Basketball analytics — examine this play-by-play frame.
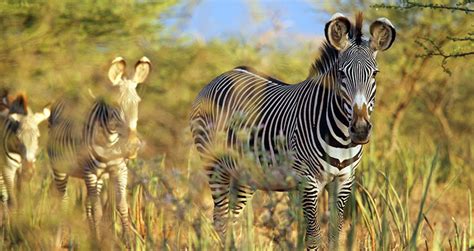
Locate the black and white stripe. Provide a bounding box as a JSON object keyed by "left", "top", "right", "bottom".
{"left": 0, "top": 94, "right": 50, "bottom": 218}
{"left": 190, "top": 13, "right": 396, "bottom": 250}
{"left": 47, "top": 57, "right": 151, "bottom": 247}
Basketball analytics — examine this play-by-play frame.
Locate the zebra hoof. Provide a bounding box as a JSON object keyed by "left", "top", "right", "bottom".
{"left": 55, "top": 226, "right": 72, "bottom": 249}
{"left": 122, "top": 230, "right": 133, "bottom": 249}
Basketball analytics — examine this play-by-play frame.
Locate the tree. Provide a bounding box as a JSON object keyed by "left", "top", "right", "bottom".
{"left": 372, "top": 1, "right": 474, "bottom": 74}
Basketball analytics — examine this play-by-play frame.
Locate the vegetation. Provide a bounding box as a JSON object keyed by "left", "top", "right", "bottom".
{"left": 0, "top": 0, "right": 472, "bottom": 250}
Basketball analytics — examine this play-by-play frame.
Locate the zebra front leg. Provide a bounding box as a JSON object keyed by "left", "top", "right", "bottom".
{"left": 112, "top": 163, "right": 132, "bottom": 248}
{"left": 301, "top": 178, "right": 323, "bottom": 251}
{"left": 52, "top": 170, "right": 70, "bottom": 248}
{"left": 2, "top": 167, "right": 17, "bottom": 209}
{"left": 328, "top": 174, "right": 354, "bottom": 250}
{"left": 206, "top": 162, "right": 232, "bottom": 244}
{"left": 0, "top": 174, "right": 8, "bottom": 226}
{"left": 53, "top": 170, "right": 70, "bottom": 211}
{"left": 84, "top": 171, "right": 103, "bottom": 243}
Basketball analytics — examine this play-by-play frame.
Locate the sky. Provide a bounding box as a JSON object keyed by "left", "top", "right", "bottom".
{"left": 175, "top": 0, "right": 330, "bottom": 44}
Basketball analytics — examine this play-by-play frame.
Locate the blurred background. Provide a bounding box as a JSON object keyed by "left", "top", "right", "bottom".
{"left": 0, "top": 0, "right": 472, "bottom": 250}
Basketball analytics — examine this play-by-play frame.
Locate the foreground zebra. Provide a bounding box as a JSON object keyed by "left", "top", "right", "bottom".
{"left": 190, "top": 13, "right": 396, "bottom": 249}
{"left": 0, "top": 93, "right": 50, "bottom": 221}
{"left": 47, "top": 57, "right": 151, "bottom": 246}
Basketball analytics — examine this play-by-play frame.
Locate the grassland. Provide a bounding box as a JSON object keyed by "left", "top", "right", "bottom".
{"left": 0, "top": 140, "right": 471, "bottom": 250}
{"left": 0, "top": 1, "right": 473, "bottom": 250}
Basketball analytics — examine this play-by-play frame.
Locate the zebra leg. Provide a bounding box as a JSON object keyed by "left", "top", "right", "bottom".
{"left": 2, "top": 167, "right": 17, "bottom": 209}
{"left": 328, "top": 175, "right": 354, "bottom": 250}
{"left": 0, "top": 174, "right": 8, "bottom": 226}
{"left": 53, "top": 170, "right": 70, "bottom": 210}
{"left": 300, "top": 178, "right": 323, "bottom": 251}
{"left": 112, "top": 163, "right": 132, "bottom": 248}
{"left": 230, "top": 182, "right": 255, "bottom": 221}
{"left": 84, "top": 171, "right": 103, "bottom": 242}
{"left": 52, "top": 170, "right": 70, "bottom": 247}
{"left": 206, "top": 161, "right": 232, "bottom": 242}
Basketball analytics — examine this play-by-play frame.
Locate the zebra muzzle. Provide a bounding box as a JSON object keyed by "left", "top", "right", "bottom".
{"left": 126, "top": 133, "right": 143, "bottom": 159}
{"left": 349, "top": 121, "right": 372, "bottom": 144}
{"left": 350, "top": 103, "right": 372, "bottom": 144}
{"left": 20, "top": 161, "right": 35, "bottom": 181}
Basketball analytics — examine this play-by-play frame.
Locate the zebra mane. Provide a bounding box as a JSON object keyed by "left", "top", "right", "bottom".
{"left": 354, "top": 12, "right": 363, "bottom": 45}
{"left": 308, "top": 42, "right": 339, "bottom": 78}
{"left": 86, "top": 99, "right": 122, "bottom": 136}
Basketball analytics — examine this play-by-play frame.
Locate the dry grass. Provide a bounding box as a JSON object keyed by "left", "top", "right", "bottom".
{"left": 0, "top": 144, "right": 471, "bottom": 250}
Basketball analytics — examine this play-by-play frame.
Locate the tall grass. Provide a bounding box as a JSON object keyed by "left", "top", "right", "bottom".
{"left": 0, "top": 145, "right": 471, "bottom": 250}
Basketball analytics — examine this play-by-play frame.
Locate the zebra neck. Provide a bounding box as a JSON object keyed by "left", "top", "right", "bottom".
{"left": 302, "top": 75, "right": 351, "bottom": 146}
{"left": 297, "top": 74, "right": 361, "bottom": 168}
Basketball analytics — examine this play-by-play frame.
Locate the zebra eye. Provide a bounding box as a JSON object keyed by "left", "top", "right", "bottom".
{"left": 338, "top": 70, "right": 347, "bottom": 79}
{"left": 372, "top": 70, "right": 379, "bottom": 78}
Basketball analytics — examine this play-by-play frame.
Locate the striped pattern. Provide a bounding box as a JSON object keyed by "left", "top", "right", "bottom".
{"left": 0, "top": 94, "right": 49, "bottom": 216}
{"left": 190, "top": 13, "right": 396, "bottom": 250}
{"left": 47, "top": 57, "right": 150, "bottom": 247}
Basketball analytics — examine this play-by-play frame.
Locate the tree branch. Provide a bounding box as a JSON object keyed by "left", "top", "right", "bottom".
{"left": 372, "top": 1, "right": 474, "bottom": 13}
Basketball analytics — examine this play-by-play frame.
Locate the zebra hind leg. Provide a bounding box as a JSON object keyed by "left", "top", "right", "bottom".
{"left": 230, "top": 182, "right": 255, "bottom": 222}
{"left": 206, "top": 158, "right": 232, "bottom": 245}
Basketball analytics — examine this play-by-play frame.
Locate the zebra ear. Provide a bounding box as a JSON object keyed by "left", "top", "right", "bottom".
{"left": 10, "top": 94, "right": 28, "bottom": 115}
{"left": 133, "top": 56, "right": 151, "bottom": 84}
{"left": 108, "top": 57, "right": 126, "bottom": 85}
{"left": 370, "top": 18, "right": 396, "bottom": 51}
{"left": 34, "top": 107, "right": 51, "bottom": 124}
{"left": 325, "top": 13, "right": 351, "bottom": 51}
{"left": 0, "top": 89, "right": 10, "bottom": 118}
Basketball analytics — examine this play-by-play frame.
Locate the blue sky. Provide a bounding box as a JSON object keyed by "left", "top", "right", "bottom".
{"left": 178, "top": 0, "right": 330, "bottom": 42}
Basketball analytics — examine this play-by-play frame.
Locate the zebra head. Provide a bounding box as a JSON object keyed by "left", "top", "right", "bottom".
{"left": 325, "top": 13, "right": 396, "bottom": 144}
{"left": 107, "top": 56, "right": 151, "bottom": 158}
{"left": 6, "top": 95, "right": 50, "bottom": 179}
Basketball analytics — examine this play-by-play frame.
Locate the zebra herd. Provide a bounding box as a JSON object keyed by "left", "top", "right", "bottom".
{"left": 0, "top": 13, "right": 395, "bottom": 250}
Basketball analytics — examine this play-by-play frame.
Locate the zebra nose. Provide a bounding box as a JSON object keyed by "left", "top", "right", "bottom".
{"left": 349, "top": 120, "right": 372, "bottom": 144}
{"left": 350, "top": 121, "right": 371, "bottom": 133}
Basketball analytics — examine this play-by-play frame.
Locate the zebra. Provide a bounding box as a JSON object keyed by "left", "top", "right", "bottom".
{"left": 190, "top": 13, "right": 396, "bottom": 250}
{"left": 0, "top": 89, "right": 12, "bottom": 117}
{"left": 0, "top": 93, "right": 50, "bottom": 221}
{"left": 47, "top": 56, "right": 151, "bottom": 246}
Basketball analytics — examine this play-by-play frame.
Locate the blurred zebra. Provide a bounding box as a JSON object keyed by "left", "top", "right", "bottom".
{"left": 0, "top": 89, "right": 12, "bottom": 117}
{"left": 190, "top": 13, "right": 396, "bottom": 250}
{"left": 0, "top": 93, "right": 50, "bottom": 219}
{"left": 47, "top": 57, "right": 151, "bottom": 246}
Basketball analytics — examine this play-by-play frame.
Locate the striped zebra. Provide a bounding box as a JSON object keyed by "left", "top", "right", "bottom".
{"left": 0, "top": 94, "right": 50, "bottom": 220}
{"left": 190, "top": 13, "right": 396, "bottom": 249}
{"left": 47, "top": 57, "right": 151, "bottom": 246}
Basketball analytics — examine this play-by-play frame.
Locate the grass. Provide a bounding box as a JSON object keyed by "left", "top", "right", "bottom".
{"left": 0, "top": 144, "right": 472, "bottom": 250}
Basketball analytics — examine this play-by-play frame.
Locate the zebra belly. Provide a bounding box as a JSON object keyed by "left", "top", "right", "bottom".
{"left": 50, "top": 156, "right": 85, "bottom": 178}
{"left": 50, "top": 154, "right": 124, "bottom": 179}
{"left": 241, "top": 168, "right": 300, "bottom": 192}
{"left": 229, "top": 147, "right": 301, "bottom": 191}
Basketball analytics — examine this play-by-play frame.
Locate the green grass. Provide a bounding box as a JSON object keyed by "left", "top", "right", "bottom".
{"left": 0, "top": 145, "right": 472, "bottom": 250}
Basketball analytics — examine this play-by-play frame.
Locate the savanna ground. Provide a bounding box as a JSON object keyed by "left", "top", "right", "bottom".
{"left": 0, "top": 1, "right": 473, "bottom": 250}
